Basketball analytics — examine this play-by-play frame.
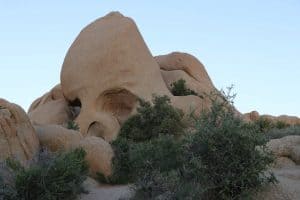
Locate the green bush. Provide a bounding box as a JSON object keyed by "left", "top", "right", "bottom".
{"left": 0, "top": 148, "right": 88, "bottom": 200}
{"left": 265, "top": 125, "right": 300, "bottom": 140}
{"left": 253, "top": 117, "right": 290, "bottom": 133}
{"left": 107, "top": 95, "right": 185, "bottom": 184}
{"left": 0, "top": 176, "right": 17, "bottom": 200}
{"left": 182, "top": 89, "right": 276, "bottom": 199}
{"left": 108, "top": 135, "right": 183, "bottom": 185}
{"left": 119, "top": 95, "right": 185, "bottom": 142}
{"left": 254, "top": 117, "right": 274, "bottom": 133}
{"left": 109, "top": 90, "right": 276, "bottom": 199}
{"left": 170, "top": 79, "right": 200, "bottom": 97}
{"left": 67, "top": 120, "right": 79, "bottom": 131}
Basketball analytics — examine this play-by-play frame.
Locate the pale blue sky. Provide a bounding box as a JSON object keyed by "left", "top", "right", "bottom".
{"left": 0, "top": 0, "right": 299, "bottom": 116}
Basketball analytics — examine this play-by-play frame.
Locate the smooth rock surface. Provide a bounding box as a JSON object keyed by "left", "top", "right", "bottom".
{"left": 0, "top": 98, "right": 39, "bottom": 166}
{"left": 35, "top": 124, "right": 113, "bottom": 177}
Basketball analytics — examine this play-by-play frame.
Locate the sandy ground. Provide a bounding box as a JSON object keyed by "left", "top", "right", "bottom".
{"left": 80, "top": 166, "right": 300, "bottom": 200}
{"left": 255, "top": 166, "right": 300, "bottom": 200}
{"left": 79, "top": 178, "right": 132, "bottom": 200}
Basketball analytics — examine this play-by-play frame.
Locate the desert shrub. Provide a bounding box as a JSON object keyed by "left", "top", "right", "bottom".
{"left": 108, "top": 135, "right": 183, "bottom": 185}
{"left": 109, "top": 90, "right": 276, "bottom": 199}
{"left": 181, "top": 89, "right": 276, "bottom": 199}
{"left": 67, "top": 120, "right": 79, "bottom": 130}
{"left": 253, "top": 117, "right": 290, "bottom": 133}
{"left": 119, "top": 95, "right": 185, "bottom": 142}
{"left": 0, "top": 176, "right": 17, "bottom": 200}
{"left": 106, "top": 96, "right": 185, "bottom": 184}
{"left": 170, "top": 79, "right": 200, "bottom": 97}
{"left": 274, "top": 121, "right": 290, "bottom": 129}
{"left": 254, "top": 117, "right": 274, "bottom": 133}
{"left": 265, "top": 125, "right": 300, "bottom": 140}
{"left": 0, "top": 148, "right": 88, "bottom": 200}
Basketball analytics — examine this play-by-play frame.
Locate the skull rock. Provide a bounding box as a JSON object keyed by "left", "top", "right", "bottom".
{"left": 61, "top": 12, "right": 173, "bottom": 141}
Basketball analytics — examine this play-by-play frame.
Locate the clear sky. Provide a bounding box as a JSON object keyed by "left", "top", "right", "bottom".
{"left": 0, "top": 0, "right": 299, "bottom": 116}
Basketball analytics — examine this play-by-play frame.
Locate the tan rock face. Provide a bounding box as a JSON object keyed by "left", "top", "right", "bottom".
{"left": 60, "top": 12, "right": 217, "bottom": 141}
{"left": 256, "top": 137, "right": 300, "bottom": 199}
{"left": 243, "top": 111, "right": 260, "bottom": 122}
{"left": 34, "top": 124, "right": 83, "bottom": 151}
{"left": 0, "top": 98, "right": 39, "bottom": 166}
{"left": 28, "top": 85, "right": 73, "bottom": 126}
{"left": 35, "top": 124, "right": 113, "bottom": 177}
{"left": 77, "top": 136, "right": 114, "bottom": 177}
{"left": 155, "top": 52, "right": 214, "bottom": 91}
{"left": 29, "top": 99, "right": 72, "bottom": 126}
{"left": 264, "top": 115, "right": 300, "bottom": 125}
{"left": 267, "top": 136, "right": 300, "bottom": 166}
{"left": 28, "top": 84, "right": 64, "bottom": 113}
{"left": 156, "top": 52, "right": 219, "bottom": 115}
{"left": 243, "top": 110, "right": 300, "bottom": 125}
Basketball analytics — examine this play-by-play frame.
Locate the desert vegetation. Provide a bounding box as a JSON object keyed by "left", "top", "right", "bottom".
{"left": 250, "top": 116, "right": 300, "bottom": 140}
{"left": 0, "top": 148, "right": 88, "bottom": 200}
{"left": 101, "top": 87, "right": 277, "bottom": 199}
{"left": 170, "top": 79, "right": 202, "bottom": 97}
{"left": 67, "top": 120, "right": 80, "bottom": 131}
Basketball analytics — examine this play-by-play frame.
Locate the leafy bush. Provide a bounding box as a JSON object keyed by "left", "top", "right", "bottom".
{"left": 0, "top": 148, "right": 88, "bottom": 200}
{"left": 254, "top": 117, "right": 274, "bottom": 133}
{"left": 274, "top": 121, "right": 290, "bottom": 129}
{"left": 109, "top": 90, "right": 276, "bottom": 199}
{"left": 0, "top": 176, "right": 17, "bottom": 200}
{"left": 265, "top": 125, "right": 300, "bottom": 140}
{"left": 182, "top": 89, "right": 276, "bottom": 199}
{"left": 67, "top": 120, "right": 80, "bottom": 131}
{"left": 119, "top": 95, "right": 185, "bottom": 142}
{"left": 253, "top": 117, "right": 290, "bottom": 133}
{"left": 170, "top": 79, "right": 200, "bottom": 97}
{"left": 107, "top": 96, "right": 185, "bottom": 184}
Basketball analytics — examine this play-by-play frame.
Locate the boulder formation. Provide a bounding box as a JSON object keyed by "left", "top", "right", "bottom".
{"left": 60, "top": 12, "right": 213, "bottom": 141}
{"left": 257, "top": 136, "right": 300, "bottom": 199}
{"left": 244, "top": 110, "right": 300, "bottom": 125}
{"left": 267, "top": 135, "right": 300, "bottom": 167}
{"left": 0, "top": 98, "right": 39, "bottom": 166}
{"left": 35, "top": 124, "right": 114, "bottom": 177}
{"left": 28, "top": 84, "right": 73, "bottom": 126}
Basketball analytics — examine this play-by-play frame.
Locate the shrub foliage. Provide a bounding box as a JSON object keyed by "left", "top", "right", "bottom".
{"left": 107, "top": 89, "right": 276, "bottom": 199}
{"left": 67, "top": 120, "right": 80, "bottom": 131}
{"left": 119, "top": 95, "right": 185, "bottom": 142}
{"left": 170, "top": 79, "right": 200, "bottom": 97}
{"left": 265, "top": 125, "right": 300, "bottom": 140}
{"left": 107, "top": 95, "right": 185, "bottom": 184}
{"left": 0, "top": 148, "right": 88, "bottom": 200}
{"left": 182, "top": 89, "right": 276, "bottom": 199}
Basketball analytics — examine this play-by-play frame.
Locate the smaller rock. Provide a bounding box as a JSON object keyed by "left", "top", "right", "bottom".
{"left": 77, "top": 136, "right": 114, "bottom": 177}
{"left": 34, "top": 124, "right": 83, "bottom": 151}
{"left": 28, "top": 84, "right": 64, "bottom": 112}
{"left": 0, "top": 98, "right": 39, "bottom": 167}
{"left": 35, "top": 124, "right": 113, "bottom": 177}
{"left": 267, "top": 135, "right": 300, "bottom": 166}
{"left": 29, "top": 99, "right": 72, "bottom": 126}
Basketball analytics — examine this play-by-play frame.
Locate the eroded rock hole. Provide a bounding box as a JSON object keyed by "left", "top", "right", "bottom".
{"left": 100, "top": 89, "right": 137, "bottom": 124}
{"left": 68, "top": 98, "right": 81, "bottom": 120}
